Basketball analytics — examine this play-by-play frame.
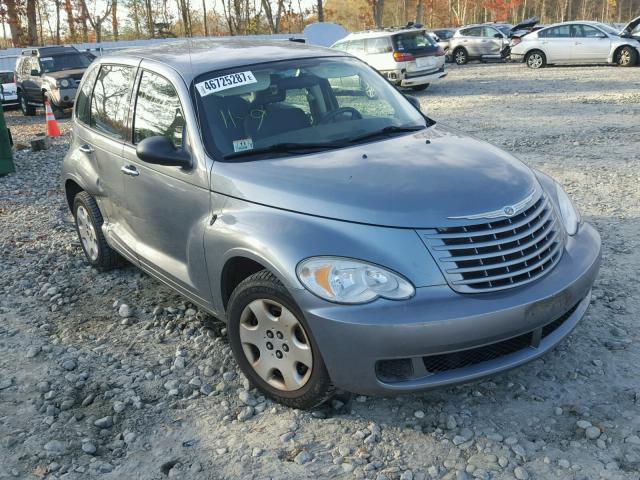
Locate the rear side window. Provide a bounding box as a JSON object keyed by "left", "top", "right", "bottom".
{"left": 346, "top": 40, "right": 365, "bottom": 54}
{"left": 90, "top": 64, "right": 136, "bottom": 140}
{"left": 366, "top": 37, "right": 392, "bottom": 54}
{"left": 540, "top": 25, "right": 571, "bottom": 38}
{"left": 75, "top": 66, "right": 99, "bottom": 126}
{"left": 462, "top": 27, "right": 483, "bottom": 36}
{"left": 0, "top": 72, "right": 13, "bottom": 83}
{"left": 133, "top": 71, "right": 185, "bottom": 148}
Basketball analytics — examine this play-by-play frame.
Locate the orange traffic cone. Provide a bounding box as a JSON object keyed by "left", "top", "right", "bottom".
{"left": 45, "top": 101, "right": 61, "bottom": 138}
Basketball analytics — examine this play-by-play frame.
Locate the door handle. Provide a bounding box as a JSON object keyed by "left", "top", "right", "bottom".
{"left": 79, "top": 144, "right": 94, "bottom": 154}
{"left": 121, "top": 165, "right": 140, "bottom": 177}
{"left": 575, "top": 42, "right": 582, "bottom": 45}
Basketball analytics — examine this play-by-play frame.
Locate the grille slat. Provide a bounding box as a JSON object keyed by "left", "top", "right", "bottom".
{"left": 423, "top": 192, "right": 565, "bottom": 293}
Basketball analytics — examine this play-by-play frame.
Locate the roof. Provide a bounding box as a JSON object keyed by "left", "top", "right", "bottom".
{"left": 111, "top": 38, "right": 347, "bottom": 82}
{"left": 338, "top": 28, "right": 427, "bottom": 40}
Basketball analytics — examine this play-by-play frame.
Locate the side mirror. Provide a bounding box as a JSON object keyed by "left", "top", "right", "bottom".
{"left": 405, "top": 95, "right": 421, "bottom": 111}
{"left": 136, "top": 136, "right": 191, "bottom": 168}
{"left": 494, "top": 33, "right": 503, "bottom": 39}
{"left": 30, "top": 69, "right": 41, "bottom": 76}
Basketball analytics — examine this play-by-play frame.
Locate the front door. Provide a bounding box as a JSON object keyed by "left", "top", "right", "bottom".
{"left": 121, "top": 67, "right": 214, "bottom": 309}
{"left": 571, "top": 24, "right": 612, "bottom": 63}
{"left": 481, "top": 26, "right": 506, "bottom": 57}
{"left": 539, "top": 25, "right": 574, "bottom": 63}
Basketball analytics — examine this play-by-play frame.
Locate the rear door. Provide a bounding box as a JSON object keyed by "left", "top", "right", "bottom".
{"left": 538, "top": 25, "right": 573, "bottom": 63}
{"left": 120, "top": 66, "right": 214, "bottom": 309}
{"left": 85, "top": 62, "right": 139, "bottom": 261}
{"left": 571, "top": 24, "right": 611, "bottom": 63}
{"left": 460, "top": 27, "right": 484, "bottom": 56}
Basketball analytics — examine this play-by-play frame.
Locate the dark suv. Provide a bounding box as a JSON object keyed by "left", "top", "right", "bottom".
{"left": 15, "top": 46, "right": 92, "bottom": 116}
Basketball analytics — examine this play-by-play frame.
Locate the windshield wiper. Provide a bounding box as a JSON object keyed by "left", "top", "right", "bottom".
{"left": 222, "top": 141, "right": 345, "bottom": 160}
{"left": 347, "top": 125, "right": 426, "bottom": 144}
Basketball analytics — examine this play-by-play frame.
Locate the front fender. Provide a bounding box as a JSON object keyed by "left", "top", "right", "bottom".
{"left": 204, "top": 196, "right": 446, "bottom": 315}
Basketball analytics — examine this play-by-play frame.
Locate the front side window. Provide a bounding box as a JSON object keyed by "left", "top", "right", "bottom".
{"left": 75, "top": 65, "right": 99, "bottom": 125}
{"left": 482, "top": 26, "right": 501, "bottom": 38}
{"left": 464, "top": 27, "right": 483, "bottom": 37}
{"left": 194, "top": 57, "right": 427, "bottom": 160}
{"left": 90, "top": 64, "right": 136, "bottom": 140}
{"left": 573, "top": 25, "right": 605, "bottom": 37}
{"left": 133, "top": 71, "right": 185, "bottom": 147}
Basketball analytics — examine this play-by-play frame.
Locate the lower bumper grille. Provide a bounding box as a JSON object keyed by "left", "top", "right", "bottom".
{"left": 376, "top": 301, "right": 580, "bottom": 383}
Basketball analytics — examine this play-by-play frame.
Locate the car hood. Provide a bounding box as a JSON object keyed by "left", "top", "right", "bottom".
{"left": 44, "top": 68, "right": 86, "bottom": 80}
{"left": 210, "top": 125, "right": 540, "bottom": 228}
{"left": 620, "top": 15, "right": 640, "bottom": 36}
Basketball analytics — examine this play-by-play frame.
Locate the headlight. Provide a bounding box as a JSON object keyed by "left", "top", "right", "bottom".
{"left": 296, "top": 257, "right": 415, "bottom": 304}
{"left": 59, "top": 79, "right": 70, "bottom": 88}
{"left": 555, "top": 182, "right": 581, "bottom": 235}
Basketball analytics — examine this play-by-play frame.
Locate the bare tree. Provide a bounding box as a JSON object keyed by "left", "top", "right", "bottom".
{"left": 26, "top": 0, "right": 38, "bottom": 45}
{"left": 79, "top": 0, "right": 113, "bottom": 42}
{"left": 316, "top": 0, "right": 323, "bottom": 21}
{"left": 372, "top": 0, "right": 384, "bottom": 27}
{"left": 262, "top": 0, "right": 285, "bottom": 33}
{"left": 112, "top": 0, "right": 119, "bottom": 40}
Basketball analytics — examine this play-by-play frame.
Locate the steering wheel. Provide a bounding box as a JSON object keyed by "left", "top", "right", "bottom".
{"left": 319, "top": 107, "right": 362, "bottom": 124}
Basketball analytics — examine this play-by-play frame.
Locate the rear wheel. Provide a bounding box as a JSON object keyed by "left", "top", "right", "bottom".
{"left": 411, "top": 84, "right": 430, "bottom": 91}
{"left": 615, "top": 46, "right": 637, "bottom": 67}
{"left": 19, "top": 91, "right": 36, "bottom": 116}
{"left": 525, "top": 50, "right": 546, "bottom": 69}
{"left": 454, "top": 48, "right": 468, "bottom": 65}
{"left": 227, "top": 270, "right": 334, "bottom": 409}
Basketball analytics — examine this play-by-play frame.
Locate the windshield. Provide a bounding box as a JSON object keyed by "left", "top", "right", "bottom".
{"left": 194, "top": 57, "right": 427, "bottom": 160}
{"left": 0, "top": 72, "right": 13, "bottom": 83}
{"left": 39, "top": 54, "right": 92, "bottom": 73}
{"left": 596, "top": 23, "right": 620, "bottom": 35}
{"left": 393, "top": 31, "right": 438, "bottom": 51}
{"left": 495, "top": 25, "right": 513, "bottom": 35}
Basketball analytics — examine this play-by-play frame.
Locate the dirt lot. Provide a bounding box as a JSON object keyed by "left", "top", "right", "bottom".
{"left": 1, "top": 63, "right": 639, "bottom": 480}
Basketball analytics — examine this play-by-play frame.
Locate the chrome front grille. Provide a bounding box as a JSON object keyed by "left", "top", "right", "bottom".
{"left": 422, "top": 193, "right": 564, "bottom": 293}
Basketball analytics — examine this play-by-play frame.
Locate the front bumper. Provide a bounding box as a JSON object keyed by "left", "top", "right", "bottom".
{"left": 2, "top": 95, "right": 18, "bottom": 105}
{"left": 47, "top": 88, "right": 77, "bottom": 108}
{"left": 293, "top": 222, "right": 601, "bottom": 395}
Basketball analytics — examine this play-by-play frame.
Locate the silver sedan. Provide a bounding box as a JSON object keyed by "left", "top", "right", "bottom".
{"left": 511, "top": 21, "right": 640, "bottom": 68}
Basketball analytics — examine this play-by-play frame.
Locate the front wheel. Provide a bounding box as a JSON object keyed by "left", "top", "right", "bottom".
{"left": 615, "top": 46, "right": 637, "bottom": 67}
{"left": 525, "top": 50, "right": 546, "bottom": 69}
{"left": 227, "top": 270, "right": 334, "bottom": 409}
{"left": 19, "top": 92, "right": 36, "bottom": 116}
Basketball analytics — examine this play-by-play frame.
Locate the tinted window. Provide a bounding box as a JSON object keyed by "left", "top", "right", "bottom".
{"left": 39, "top": 54, "right": 92, "bottom": 73}
{"left": 394, "top": 31, "right": 437, "bottom": 50}
{"left": 0, "top": 72, "right": 13, "bottom": 83}
{"left": 90, "top": 65, "right": 136, "bottom": 140}
{"left": 573, "top": 25, "right": 604, "bottom": 37}
{"left": 541, "top": 25, "right": 571, "bottom": 38}
{"left": 463, "top": 27, "right": 483, "bottom": 36}
{"left": 133, "top": 71, "right": 185, "bottom": 147}
{"left": 434, "top": 29, "right": 454, "bottom": 39}
{"left": 75, "top": 66, "right": 99, "bottom": 125}
{"left": 366, "top": 37, "right": 392, "bottom": 54}
{"left": 482, "top": 26, "right": 501, "bottom": 37}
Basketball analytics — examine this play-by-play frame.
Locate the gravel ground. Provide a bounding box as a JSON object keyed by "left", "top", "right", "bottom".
{"left": 1, "top": 63, "right": 639, "bottom": 480}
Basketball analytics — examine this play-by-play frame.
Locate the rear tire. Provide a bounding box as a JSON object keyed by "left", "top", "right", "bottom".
{"left": 453, "top": 48, "right": 468, "bottom": 65}
{"left": 615, "top": 46, "right": 637, "bottom": 67}
{"left": 227, "top": 270, "right": 334, "bottom": 409}
{"left": 525, "top": 50, "right": 546, "bottom": 69}
{"left": 411, "top": 84, "right": 429, "bottom": 91}
{"left": 19, "top": 91, "right": 36, "bottom": 116}
{"left": 73, "top": 191, "right": 122, "bottom": 271}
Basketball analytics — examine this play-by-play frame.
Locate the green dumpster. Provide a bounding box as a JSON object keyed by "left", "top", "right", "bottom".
{"left": 0, "top": 85, "right": 15, "bottom": 175}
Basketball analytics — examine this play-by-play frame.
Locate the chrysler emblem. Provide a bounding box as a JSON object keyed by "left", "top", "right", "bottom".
{"left": 503, "top": 206, "right": 516, "bottom": 216}
{"left": 448, "top": 188, "right": 538, "bottom": 220}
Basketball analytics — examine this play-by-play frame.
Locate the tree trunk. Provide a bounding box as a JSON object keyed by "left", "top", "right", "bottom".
{"left": 373, "top": 0, "right": 384, "bottom": 28}
{"left": 112, "top": 0, "right": 119, "bottom": 40}
{"left": 54, "top": 0, "right": 61, "bottom": 43}
{"left": 415, "top": 0, "right": 423, "bottom": 24}
{"left": 202, "top": 0, "right": 209, "bottom": 36}
{"left": 26, "top": 0, "right": 38, "bottom": 45}
{"left": 144, "top": 0, "right": 154, "bottom": 37}
{"left": 316, "top": 0, "right": 324, "bottom": 22}
{"left": 64, "top": 0, "right": 76, "bottom": 41}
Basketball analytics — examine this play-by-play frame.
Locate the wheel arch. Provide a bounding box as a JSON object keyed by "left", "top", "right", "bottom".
{"left": 64, "top": 179, "right": 84, "bottom": 211}
{"left": 220, "top": 255, "right": 270, "bottom": 311}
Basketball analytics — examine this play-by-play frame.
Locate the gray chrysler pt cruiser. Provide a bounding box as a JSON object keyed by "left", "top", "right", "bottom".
{"left": 62, "top": 39, "right": 601, "bottom": 408}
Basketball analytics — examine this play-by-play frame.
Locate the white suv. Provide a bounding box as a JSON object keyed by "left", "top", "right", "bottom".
{"left": 332, "top": 28, "right": 447, "bottom": 91}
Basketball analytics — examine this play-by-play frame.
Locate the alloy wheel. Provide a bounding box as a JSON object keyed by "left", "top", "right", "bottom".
{"left": 238, "top": 299, "right": 313, "bottom": 391}
{"left": 455, "top": 50, "right": 466, "bottom": 65}
{"left": 76, "top": 205, "right": 99, "bottom": 261}
{"left": 618, "top": 49, "right": 631, "bottom": 66}
{"left": 527, "top": 53, "right": 543, "bottom": 68}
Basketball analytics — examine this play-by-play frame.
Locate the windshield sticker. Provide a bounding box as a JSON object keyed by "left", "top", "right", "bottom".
{"left": 40, "top": 57, "right": 53, "bottom": 62}
{"left": 233, "top": 138, "right": 254, "bottom": 153}
{"left": 196, "top": 71, "right": 257, "bottom": 97}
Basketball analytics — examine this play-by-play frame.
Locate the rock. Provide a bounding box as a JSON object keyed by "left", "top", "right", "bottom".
{"left": 62, "top": 359, "right": 77, "bottom": 371}
{"left": 239, "top": 390, "right": 257, "bottom": 406}
{"left": 44, "top": 440, "right": 65, "bottom": 454}
{"left": 94, "top": 416, "right": 114, "bottom": 429}
{"left": 281, "top": 432, "right": 295, "bottom": 443}
{"left": 585, "top": 426, "right": 601, "bottom": 439}
{"left": 554, "top": 407, "right": 563, "bottom": 416}
{"left": 118, "top": 304, "right": 132, "bottom": 318}
{"left": 294, "top": 450, "right": 313, "bottom": 465}
{"left": 400, "top": 470, "right": 414, "bottom": 480}
{"left": 446, "top": 415, "right": 458, "bottom": 430}
{"left": 113, "top": 401, "right": 126, "bottom": 413}
{"left": 414, "top": 410, "right": 425, "bottom": 419}
{"left": 625, "top": 435, "right": 640, "bottom": 445}
{"left": 124, "top": 432, "right": 137, "bottom": 444}
{"left": 576, "top": 420, "right": 592, "bottom": 429}
{"left": 236, "top": 406, "right": 254, "bottom": 421}
{"left": 26, "top": 346, "right": 41, "bottom": 358}
{"left": 82, "top": 442, "right": 97, "bottom": 455}
{"left": 558, "top": 459, "right": 570, "bottom": 468}
{"left": 514, "top": 466, "right": 529, "bottom": 480}
{"left": 0, "top": 378, "right": 13, "bottom": 390}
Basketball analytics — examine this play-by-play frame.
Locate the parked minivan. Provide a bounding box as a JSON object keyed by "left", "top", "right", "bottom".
{"left": 331, "top": 28, "right": 447, "bottom": 91}
{"left": 63, "top": 39, "right": 601, "bottom": 408}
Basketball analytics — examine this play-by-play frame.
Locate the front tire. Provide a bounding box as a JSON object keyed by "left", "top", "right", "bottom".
{"left": 615, "top": 46, "right": 637, "bottom": 67}
{"left": 227, "top": 270, "right": 334, "bottom": 409}
{"left": 525, "top": 50, "right": 546, "bottom": 69}
{"left": 19, "top": 92, "right": 36, "bottom": 116}
{"left": 454, "top": 48, "right": 468, "bottom": 65}
{"left": 73, "top": 191, "right": 122, "bottom": 271}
